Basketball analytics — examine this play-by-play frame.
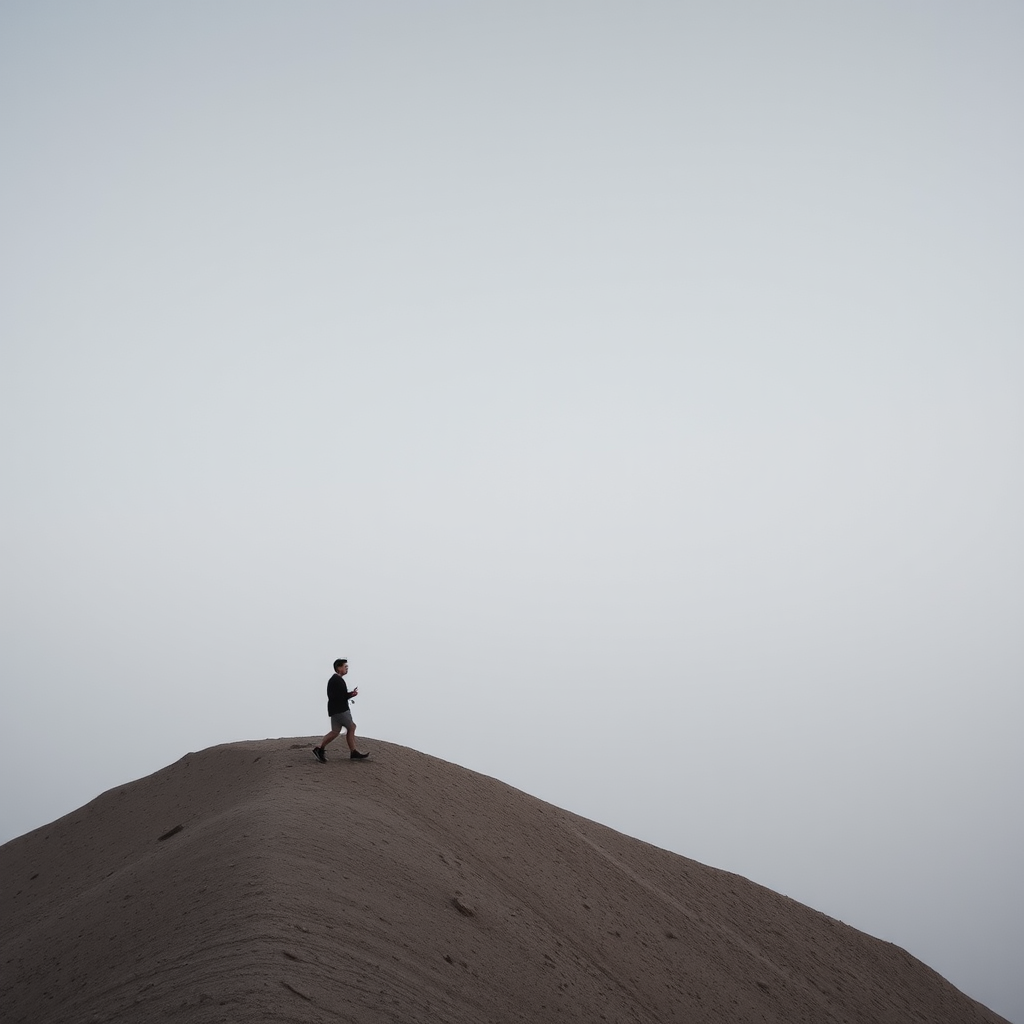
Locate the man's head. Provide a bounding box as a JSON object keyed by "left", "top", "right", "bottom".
{"left": 334, "top": 659, "right": 348, "bottom": 675}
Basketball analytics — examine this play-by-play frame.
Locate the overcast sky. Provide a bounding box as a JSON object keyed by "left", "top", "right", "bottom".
{"left": 2, "top": 2, "right": 1021, "bottom": 1020}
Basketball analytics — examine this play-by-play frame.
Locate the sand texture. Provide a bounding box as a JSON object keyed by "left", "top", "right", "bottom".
{"left": 1, "top": 738, "right": 1010, "bottom": 1024}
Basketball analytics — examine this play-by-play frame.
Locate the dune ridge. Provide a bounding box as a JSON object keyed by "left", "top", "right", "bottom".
{"left": 1, "top": 738, "right": 1009, "bottom": 1024}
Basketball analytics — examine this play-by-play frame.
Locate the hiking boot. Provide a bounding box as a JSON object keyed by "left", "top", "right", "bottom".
{"left": 312, "top": 746, "right": 326, "bottom": 763}
{"left": 350, "top": 750, "right": 369, "bottom": 760}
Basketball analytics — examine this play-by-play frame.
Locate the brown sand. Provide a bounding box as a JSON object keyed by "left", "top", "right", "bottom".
{"left": 1, "top": 738, "right": 1010, "bottom": 1024}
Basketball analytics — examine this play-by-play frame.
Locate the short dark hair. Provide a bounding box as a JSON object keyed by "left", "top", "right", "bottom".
{"left": 334, "top": 658, "right": 347, "bottom": 670}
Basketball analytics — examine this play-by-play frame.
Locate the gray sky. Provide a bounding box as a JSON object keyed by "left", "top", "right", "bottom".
{"left": 2, "top": 2, "right": 1021, "bottom": 1019}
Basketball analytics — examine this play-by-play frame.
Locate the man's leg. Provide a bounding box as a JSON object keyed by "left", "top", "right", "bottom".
{"left": 344, "top": 723, "right": 357, "bottom": 752}
{"left": 313, "top": 725, "right": 339, "bottom": 763}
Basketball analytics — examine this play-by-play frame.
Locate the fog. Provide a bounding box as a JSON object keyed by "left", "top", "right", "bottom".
{"left": 1, "top": 3, "right": 1021, "bottom": 1020}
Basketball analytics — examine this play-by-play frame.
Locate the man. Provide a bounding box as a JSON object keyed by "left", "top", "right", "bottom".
{"left": 313, "top": 659, "right": 369, "bottom": 762}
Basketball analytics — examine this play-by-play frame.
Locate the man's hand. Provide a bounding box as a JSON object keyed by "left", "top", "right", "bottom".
{"left": 350, "top": 687, "right": 359, "bottom": 699}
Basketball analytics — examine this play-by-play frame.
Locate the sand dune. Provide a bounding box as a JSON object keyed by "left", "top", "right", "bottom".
{"left": 1, "top": 738, "right": 1009, "bottom": 1024}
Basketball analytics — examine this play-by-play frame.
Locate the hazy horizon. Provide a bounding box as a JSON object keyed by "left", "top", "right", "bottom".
{"left": 2, "top": 3, "right": 1021, "bottom": 1021}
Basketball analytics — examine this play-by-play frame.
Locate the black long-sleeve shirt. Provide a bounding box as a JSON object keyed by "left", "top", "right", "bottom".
{"left": 326, "top": 673, "right": 352, "bottom": 716}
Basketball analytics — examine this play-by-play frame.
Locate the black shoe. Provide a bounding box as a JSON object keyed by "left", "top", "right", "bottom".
{"left": 313, "top": 747, "right": 326, "bottom": 763}
{"left": 350, "top": 750, "right": 369, "bottom": 760}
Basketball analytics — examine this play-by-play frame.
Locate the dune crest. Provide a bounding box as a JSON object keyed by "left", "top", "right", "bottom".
{"left": 1, "top": 739, "right": 1009, "bottom": 1024}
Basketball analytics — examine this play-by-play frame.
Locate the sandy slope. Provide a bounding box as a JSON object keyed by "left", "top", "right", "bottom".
{"left": 1, "top": 738, "right": 1010, "bottom": 1024}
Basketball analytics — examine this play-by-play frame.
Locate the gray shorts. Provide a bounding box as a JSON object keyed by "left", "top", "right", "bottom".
{"left": 331, "top": 711, "right": 354, "bottom": 731}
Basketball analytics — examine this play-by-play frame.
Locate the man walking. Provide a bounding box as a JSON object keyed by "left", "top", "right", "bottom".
{"left": 313, "top": 659, "right": 369, "bottom": 762}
